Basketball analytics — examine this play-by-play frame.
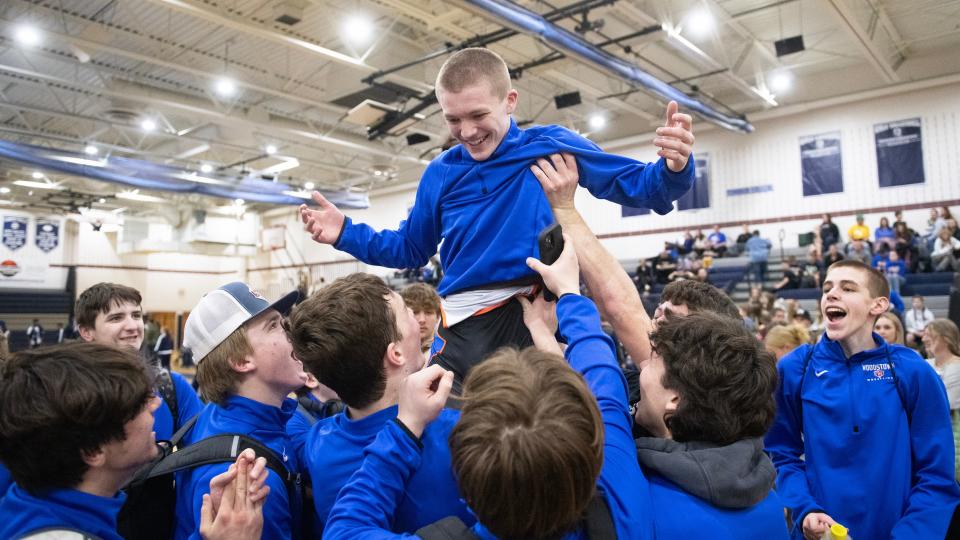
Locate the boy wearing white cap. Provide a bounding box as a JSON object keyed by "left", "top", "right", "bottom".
{"left": 175, "top": 282, "right": 309, "bottom": 540}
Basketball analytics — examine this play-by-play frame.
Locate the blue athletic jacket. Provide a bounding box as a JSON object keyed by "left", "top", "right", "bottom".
{"left": 765, "top": 335, "right": 960, "bottom": 539}
{"left": 335, "top": 120, "right": 694, "bottom": 296}
{"left": 298, "top": 405, "right": 471, "bottom": 532}
{"left": 173, "top": 395, "right": 302, "bottom": 540}
{"left": 0, "top": 484, "right": 125, "bottom": 540}
{"left": 154, "top": 371, "right": 204, "bottom": 441}
{"left": 323, "top": 295, "right": 653, "bottom": 540}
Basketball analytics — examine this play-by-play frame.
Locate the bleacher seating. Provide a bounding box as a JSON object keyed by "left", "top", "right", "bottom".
{"left": 0, "top": 290, "right": 72, "bottom": 352}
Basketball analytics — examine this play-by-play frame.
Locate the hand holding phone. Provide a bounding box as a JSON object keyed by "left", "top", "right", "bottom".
{"left": 537, "top": 223, "right": 564, "bottom": 301}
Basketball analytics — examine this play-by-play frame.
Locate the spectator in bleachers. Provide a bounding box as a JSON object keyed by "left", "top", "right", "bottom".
{"left": 0, "top": 320, "right": 8, "bottom": 359}
{"left": 679, "top": 230, "right": 694, "bottom": 255}
{"left": 905, "top": 295, "right": 936, "bottom": 348}
{"left": 668, "top": 253, "right": 701, "bottom": 282}
{"left": 923, "top": 208, "right": 946, "bottom": 253}
{"left": 693, "top": 229, "right": 708, "bottom": 257}
{"left": 733, "top": 224, "right": 751, "bottom": 256}
{"left": 746, "top": 230, "right": 771, "bottom": 287}
{"left": 877, "top": 258, "right": 906, "bottom": 295}
{"left": 923, "top": 319, "right": 960, "bottom": 407}
{"left": 818, "top": 214, "right": 840, "bottom": 252}
{"left": 893, "top": 209, "right": 907, "bottom": 231}
{"left": 706, "top": 225, "right": 727, "bottom": 257}
{"left": 765, "top": 324, "right": 812, "bottom": 361}
{"left": 653, "top": 244, "right": 678, "bottom": 284}
{"left": 845, "top": 240, "right": 871, "bottom": 265}
{"left": 875, "top": 216, "right": 896, "bottom": 251}
{"left": 847, "top": 214, "right": 870, "bottom": 244}
{"left": 25, "top": 319, "right": 42, "bottom": 349}
{"left": 772, "top": 257, "right": 801, "bottom": 293}
{"left": 794, "top": 308, "right": 814, "bottom": 331}
{"left": 948, "top": 218, "right": 960, "bottom": 242}
{"left": 875, "top": 312, "right": 905, "bottom": 345}
{"left": 931, "top": 226, "right": 960, "bottom": 272}
{"left": 823, "top": 243, "right": 844, "bottom": 269}
{"left": 800, "top": 251, "right": 822, "bottom": 288}
{"left": 893, "top": 221, "right": 921, "bottom": 272}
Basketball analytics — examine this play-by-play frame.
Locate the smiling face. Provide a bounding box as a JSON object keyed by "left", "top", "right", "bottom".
{"left": 821, "top": 266, "right": 888, "bottom": 346}
{"left": 244, "top": 309, "right": 308, "bottom": 395}
{"left": 874, "top": 315, "right": 899, "bottom": 344}
{"left": 437, "top": 80, "right": 518, "bottom": 162}
{"left": 79, "top": 300, "right": 144, "bottom": 351}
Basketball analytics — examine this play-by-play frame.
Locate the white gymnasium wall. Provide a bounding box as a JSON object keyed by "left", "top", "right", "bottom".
{"left": 0, "top": 209, "right": 68, "bottom": 290}
{"left": 583, "top": 80, "right": 960, "bottom": 260}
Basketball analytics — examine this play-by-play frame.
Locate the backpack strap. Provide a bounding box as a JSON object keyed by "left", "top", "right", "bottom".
{"left": 583, "top": 493, "right": 617, "bottom": 539}
{"left": 156, "top": 369, "right": 179, "bottom": 430}
{"left": 296, "top": 403, "right": 318, "bottom": 426}
{"left": 19, "top": 528, "right": 101, "bottom": 540}
{"left": 415, "top": 516, "right": 480, "bottom": 540}
{"left": 144, "top": 432, "right": 300, "bottom": 495}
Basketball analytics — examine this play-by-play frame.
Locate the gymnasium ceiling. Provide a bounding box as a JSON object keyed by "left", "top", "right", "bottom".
{"left": 1, "top": 0, "right": 959, "bottom": 221}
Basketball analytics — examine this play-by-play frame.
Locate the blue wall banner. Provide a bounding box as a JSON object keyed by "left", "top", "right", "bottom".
{"left": 36, "top": 219, "right": 59, "bottom": 253}
{"left": 2, "top": 216, "right": 27, "bottom": 251}
{"left": 800, "top": 132, "right": 843, "bottom": 196}
{"left": 875, "top": 118, "right": 925, "bottom": 187}
{"left": 621, "top": 205, "right": 651, "bottom": 217}
{"left": 678, "top": 154, "right": 710, "bottom": 211}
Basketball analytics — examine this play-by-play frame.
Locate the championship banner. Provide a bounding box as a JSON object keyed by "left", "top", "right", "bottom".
{"left": 875, "top": 118, "right": 925, "bottom": 187}
{"left": 800, "top": 132, "right": 843, "bottom": 196}
{"left": 36, "top": 219, "right": 59, "bottom": 253}
{"left": 678, "top": 154, "right": 710, "bottom": 211}
{"left": 2, "top": 216, "right": 27, "bottom": 251}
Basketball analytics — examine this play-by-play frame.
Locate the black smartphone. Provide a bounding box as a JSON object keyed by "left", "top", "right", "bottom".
{"left": 537, "top": 223, "right": 564, "bottom": 301}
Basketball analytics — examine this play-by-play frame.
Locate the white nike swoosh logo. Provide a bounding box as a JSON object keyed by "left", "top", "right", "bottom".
{"left": 815, "top": 369, "right": 829, "bottom": 377}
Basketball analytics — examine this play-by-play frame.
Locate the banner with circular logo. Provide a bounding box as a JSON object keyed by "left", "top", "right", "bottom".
{"left": 36, "top": 219, "right": 59, "bottom": 253}
{"left": 2, "top": 216, "right": 27, "bottom": 251}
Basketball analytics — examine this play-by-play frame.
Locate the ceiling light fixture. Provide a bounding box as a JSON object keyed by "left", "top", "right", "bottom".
{"left": 685, "top": 8, "right": 714, "bottom": 38}
{"left": 14, "top": 24, "right": 41, "bottom": 47}
{"left": 200, "top": 163, "right": 214, "bottom": 174}
{"left": 84, "top": 144, "right": 99, "bottom": 155}
{"left": 13, "top": 180, "right": 63, "bottom": 190}
{"left": 304, "top": 182, "right": 315, "bottom": 190}
{"left": 342, "top": 15, "right": 374, "bottom": 47}
{"left": 589, "top": 114, "right": 607, "bottom": 130}
{"left": 265, "top": 144, "right": 278, "bottom": 155}
{"left": 116, "top": 190, "right": 165, "bottom": 203}
{"left": 31, "top": 171, "right": 43, "bottom": 179}
{"left": 0, "top": 187, "right": 10, "bottom": 194}
{"left": 99, "top": 198, "right": 106, "bottom": 204}
{"left": 770, "top": 71, "right": 794, "bottom": 93}
{"left": 214, "top": 77, "right": 237, "bottom": 97}
{"left": 140, "top": 118, "right": 157, "bottom": 132}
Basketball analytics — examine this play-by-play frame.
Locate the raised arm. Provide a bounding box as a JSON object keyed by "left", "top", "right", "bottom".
{"left": 530, "top": 153, "right": 652, "bottom": 365}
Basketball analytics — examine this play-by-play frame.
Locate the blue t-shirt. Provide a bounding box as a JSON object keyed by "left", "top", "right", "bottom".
{"left": 0, "top": 484, "right": 125, "bottom": 540}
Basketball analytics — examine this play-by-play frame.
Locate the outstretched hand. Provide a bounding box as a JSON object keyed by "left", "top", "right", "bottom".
{"left": 397, "top": 364, "right": 454, "bottom": 438}
{"left": 530, "top": 153, "right": 579, "bottom": 211}
{"left": 299, "top": 191, "right": 346, "bottom": 245}
{"left": 655, "top": 101, "right": 694, "bottom": 173}
{"left": 802, "top": 512, "right": 838, "bottom": 540}
{"left": 525, "top": 234, "right": 580, "bottom": 299}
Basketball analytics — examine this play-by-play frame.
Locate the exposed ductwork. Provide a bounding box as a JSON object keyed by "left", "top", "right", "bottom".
{"left": 449, "top": 0, "right": 754, "bottom": 133}
{"left": 0, "top": 140, "right": 369, "bottom": 208}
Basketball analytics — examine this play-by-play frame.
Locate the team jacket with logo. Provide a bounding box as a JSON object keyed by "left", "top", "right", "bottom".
{"left": 765, "top": 335, "right": 960, "bottom": 539}
{"left": 335, "top": 119, "right": 694, "bottom": 297}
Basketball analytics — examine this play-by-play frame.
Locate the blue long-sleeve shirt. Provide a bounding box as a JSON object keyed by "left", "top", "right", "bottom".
{"left": 298, "top": 404, "right": 471, "bottom": 532}
{"left": 0, "top": 484, "right": 125, "bottom": 539}
{"left": 323, "top": 295, "right": 653, "bottom": 540}
{"left": 335, "top": 120, "right": 694, "bottom": 296}
{"left": 174, "top": 395, "right": 301, "bottom": 540}
{"left": 765, "top": 335, "right": 960, "bottom": 539}
{"left": 154, "top": 371, "right": 204, "bottom": 441}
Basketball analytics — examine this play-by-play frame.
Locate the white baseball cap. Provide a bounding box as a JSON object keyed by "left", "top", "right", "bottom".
{"left": 183, "top": 282, "right": 299, "bottom": 363}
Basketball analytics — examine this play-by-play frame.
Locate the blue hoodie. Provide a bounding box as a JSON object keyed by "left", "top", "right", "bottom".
{"left": 174, "top": 395, "right": 301, "bottom": 540}
{"left": 0, "top": 463, "right": 11, "bottom": 498}
{"left": 299, "top": 405, "right": 471, "bottom": 531}
{"left": 765, "top": 335, "right": 960, "bottom": 539}
{"left": 0, "top": 484, "right": 125, "bottom": 539}
{"left": 335, "top": 120, "right": 694, "bottom": 297}
{"left": 154, "top": 371, "right": 204, "bottom": 441}
{"left": 323, "top": 295, "right": 653, "bottom": 540}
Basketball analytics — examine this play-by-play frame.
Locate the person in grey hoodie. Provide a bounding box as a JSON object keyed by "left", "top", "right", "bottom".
{"left": 531, "top": 153, "right": 789, "bottom": 536}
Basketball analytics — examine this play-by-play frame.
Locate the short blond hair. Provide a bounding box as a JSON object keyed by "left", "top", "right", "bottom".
{"left": 196, "top": 325, "right": 251, "bottom": 405}
{"left": 765, "top": 324, "right": 812, "bottom": 352}
{"left": 436, "top": 47, "right": 511, "bottom": 99}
